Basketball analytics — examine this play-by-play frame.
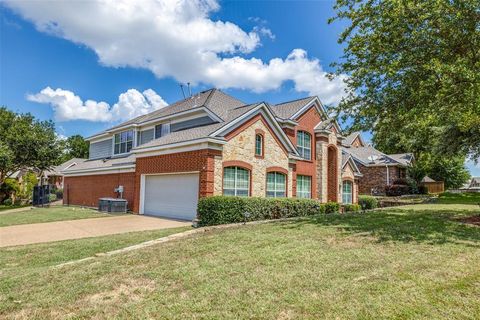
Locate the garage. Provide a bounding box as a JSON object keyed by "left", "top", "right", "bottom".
{"left": 142, "top": 173, "right": 199, "bottom": 221}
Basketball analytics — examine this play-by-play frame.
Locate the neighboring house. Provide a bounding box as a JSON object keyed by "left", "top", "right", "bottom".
{"left": 342, "top": 132, "right": 414, "bottom": 195}
{"left": 63, "top": 89, "right": 361, "bottom": 220}
{"left": 460, "top": 177, "right": 480, "bottom": 192}
{"left": 44, "top": 158, "right": 84, "bottom": 189}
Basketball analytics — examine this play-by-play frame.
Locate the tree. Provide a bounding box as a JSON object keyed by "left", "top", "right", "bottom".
{"left": 0, "top": 107, "right": 61, "bottom": 186}
{"left": 329, "top": 0, "right": 480, "bottom": 159}
{"left": 58, "top": 135, "right": 89, "bottom": 164}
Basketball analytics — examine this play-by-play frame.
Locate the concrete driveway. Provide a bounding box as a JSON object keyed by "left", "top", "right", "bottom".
{"left": 0, "top": 215, "right": 191, "bottom": 247}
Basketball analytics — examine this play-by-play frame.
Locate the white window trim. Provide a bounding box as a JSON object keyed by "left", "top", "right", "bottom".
{"left": 113, "top": 130, "right": 134, "bottom": 156}
{"left": 223, "top": 167, "right": 250, "bottom": 197}
{"left": 297, "top": 131, "right": 312, "bottom": 160}
{"left": 266, "top": 172, "right": 286, "bottom": 198}
{"left": 297, "top": 175, "right": 312, "bottom": 199}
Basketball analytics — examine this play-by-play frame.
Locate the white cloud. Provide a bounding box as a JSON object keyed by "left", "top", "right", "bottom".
{"left": 6, "top": 0, "right": 349, "bottom": 105}
{"left": 27, "top": 87, "right": 167, "bottom": 122}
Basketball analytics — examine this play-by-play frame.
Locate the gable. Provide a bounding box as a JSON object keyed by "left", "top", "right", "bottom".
{"left": 296, "top": 105, "right": 323, "bottom": 129}
{"left": 351, "top": 135, "right": 364, "bottom": 147}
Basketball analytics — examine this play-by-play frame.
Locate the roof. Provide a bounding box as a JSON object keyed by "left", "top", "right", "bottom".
{"left": 271, "top": 96, "right": 315, "bottom": 119}
{"left": 62, "top": 154, "right": 136, "bottom": 173}
{"left": 341, "top": 151, "right": 362, "bottom": 176}
{"left": 344, "top": 132, "right": 363, "bottom": 146}
{"left": 389, "top": 153, "right": 414, "bottom": 166}
{"left": 45, "top": 158, "right": 85, "bottom": 176}
{"left": 421, "top": 176, "right": 436, "bottom": 183}
{"left": 343, "top": 146, "right": 406, "bottom": 167}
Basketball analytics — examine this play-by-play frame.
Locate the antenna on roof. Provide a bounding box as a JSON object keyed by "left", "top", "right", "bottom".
{"left": 187, "top": 82, "right": 192, "bottom": 97}
{"left": 179, "top": 84, "right": 186, "bottom": 99}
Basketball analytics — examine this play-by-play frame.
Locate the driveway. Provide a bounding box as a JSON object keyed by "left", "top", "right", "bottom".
{"left": 0, "top": 215, "right": 191, "bottom": 247}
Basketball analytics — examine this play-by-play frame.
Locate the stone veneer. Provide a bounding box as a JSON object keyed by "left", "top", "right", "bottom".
{"left": 316, "top": 131, "right": 342, "bottom": 202}
{"left": 213, "top": 116, "right": 292, "bottom": 197}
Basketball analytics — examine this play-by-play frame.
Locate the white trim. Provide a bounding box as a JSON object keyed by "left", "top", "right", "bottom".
{"left": 63, "top": 166, "right": 135, "bottom": 177}
{"left": 88, "top": 135, "right": 112, "bottom": 144}
{"left": 132, "top": 138, "right": 226, "bottom": 155}
{"left": 134, "top": 142, "right": 223, "bottom": 158}
{"left": 289, "top": 97, "right": 321, "bottom": 120}
{"left": 139, "top": 171, "right": 200, "bottom": 215}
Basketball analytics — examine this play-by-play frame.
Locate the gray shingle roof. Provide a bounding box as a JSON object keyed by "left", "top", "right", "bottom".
{"left": 271, "top": 96, "right": 315, "bottom": 119}
{"left": 62, "top": 154, "right": 135, "bottom": 172}
{"left": 389, "top": 153, "right": 414, "bottom": 166}
{"left": 45, "top": 158, "right": 86, "bottom": 176}
{"left": 421, "top": 176, "right": 436, "bottom": 183}
{"left": 344, "top": 132, "right": 361, "bottom": 146}
{"left": 343, "top": 146, "right": 400, "bottom": 166}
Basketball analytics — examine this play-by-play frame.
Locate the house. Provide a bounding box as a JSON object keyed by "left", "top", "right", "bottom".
{"left": 460, "top": 177, "right": 480, "bottom": 192}
{"left": 342, "top": 132, "right": 414, "bottom": 195}
{"left": 62, "top": 89, "right": 362, "bottom": 220}
{"left": 43, "top": 158, "right": 84, "bottom": 189}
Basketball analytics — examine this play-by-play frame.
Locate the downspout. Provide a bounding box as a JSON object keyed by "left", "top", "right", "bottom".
{"left": 385, "top": 164, "right": 390, "bottom": 185}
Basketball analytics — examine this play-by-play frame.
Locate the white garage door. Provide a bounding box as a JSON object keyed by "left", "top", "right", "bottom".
{"left": 143, "top": 173, "right": 199, "bottom": 221}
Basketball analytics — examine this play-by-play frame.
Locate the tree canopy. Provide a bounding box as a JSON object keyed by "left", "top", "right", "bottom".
{"left": 0, "top": 107, "right": 61, "bottom": 185}
{"left": 58, "top": 135, "right": 89, "bottom": 164}
{"left": 330, "top": 0, "right": 480, "bottom": 159}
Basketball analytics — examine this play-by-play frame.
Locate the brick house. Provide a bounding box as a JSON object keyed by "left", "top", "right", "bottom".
{"left": 63, "top": 89, "right": 361, "bottom": 220}
{"left": 342, "top": 132, "right": 413, "bottom": 195}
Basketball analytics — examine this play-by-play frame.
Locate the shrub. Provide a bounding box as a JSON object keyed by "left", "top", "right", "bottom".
{"left": 197, "top": 196, "right": 329, "bottom": 226}
{"left": 385, "top": 184, "right": 410, "bottom": 196}
{"left": 417, "top": 185, "right": 428, "bottom": 194}
{"left": 3, "top": 198, "right": 13, "bottom": 206}
{"left": 49, "top": 193, "right": 57, "bottom": 202}
{"left": 358, "top": 195, "right": 378, "bottom": 210}
{"left": 55, "top": 188, "right": 64, "bottom": 199}
{"left": 343, "top": 204, "right": 361, "bottom": 212}
{"left": 325, "top": 201, "right": 340, "bottom": 214}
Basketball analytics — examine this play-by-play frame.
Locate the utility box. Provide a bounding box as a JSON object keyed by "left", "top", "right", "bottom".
{"left": 98, "top": 198, "right": 128, "bottom": 213}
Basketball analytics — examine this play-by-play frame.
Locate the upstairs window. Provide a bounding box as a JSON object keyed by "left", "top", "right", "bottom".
{"left": 255, "top": 134, "right": 263, "bottom": 157}
{"left": 297, "top": 131, "right": 311, "bottom": 160}
{"left": 114, "top": 130, "right": 133, "bottom": 155}
{"left": 223, "top": 167, "right": 250, "bottom": 197}
{"left": 266, "top": 172, "right": 286, "bottom": 198}
{"left": 155, "top": 123, "right": 171, "bottom": 139}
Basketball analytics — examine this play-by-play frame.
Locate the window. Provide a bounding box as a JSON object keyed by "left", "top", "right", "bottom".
{"left": 297, "top": 175, "right": 311, "bottom": 198}
{"left": 155, "top": 123, "right": 171, "bottom": 139}
{"left": 297, "top": 131, "right": 311, "bottom": 160}
{"left": 266, "top": 172, "right": 286, "bottom": 198}
{"left": 223, "top": 167, "right": 250, "bottom": 197}
{"left": 114, "top": 130, "right": 133, "bottom": 155}
{"left": 255, "top": 134, "right": 263, "bottom": 157}
{"left": 342, "top": 181, "right": 353, "bottom": 204}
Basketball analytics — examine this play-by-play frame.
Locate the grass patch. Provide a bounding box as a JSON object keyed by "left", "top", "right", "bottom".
{"left": 0, "top": 204, "right": 30, "bottom": 212}
{"left": 1, "top": 204, "right": 479, "bottom": 318}
{"left": 0, "top": 206, "right": 112, "bottom": 227}
{"left": 438, "top": 192, "right": 480, "bottom": 205}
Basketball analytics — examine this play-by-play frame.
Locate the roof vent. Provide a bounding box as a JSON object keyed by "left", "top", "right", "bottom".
{"left": 367, "top": 155, "right": 378, "bottom": 163}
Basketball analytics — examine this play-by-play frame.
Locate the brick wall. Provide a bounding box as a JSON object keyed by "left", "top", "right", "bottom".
{"left": 134, "top": 149, "right": 221, "bottom": 213}
{"left": 64, "top": 172, "right": 135, "bottom": 209}
{"left": 357, "top": 164, "right": 400, "bottom": 194}
{"left": 327, "top": 146, "right": 338, "bottom": 202}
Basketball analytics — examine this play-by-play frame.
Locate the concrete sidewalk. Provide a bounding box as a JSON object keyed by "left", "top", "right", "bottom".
{"left": 0, "top": 215, "right": 191, "bottom": 247}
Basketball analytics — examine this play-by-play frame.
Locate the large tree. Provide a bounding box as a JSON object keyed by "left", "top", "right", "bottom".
{"left": 0, "top": 107, "right": 61, "bottom": 185}
{"left": 58, "top": 135, "right": 89, "bottom": 164}
{"left": 330, "top": 0, "right": 480, "bottom": 159}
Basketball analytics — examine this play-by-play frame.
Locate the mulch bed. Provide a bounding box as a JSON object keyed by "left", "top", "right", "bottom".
{"left": 456, "top": 215, "right": 480, "bottom": 226}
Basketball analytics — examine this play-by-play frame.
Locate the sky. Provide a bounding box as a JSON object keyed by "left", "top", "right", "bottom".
{"left": 0, "top": 0, "right": 478, "bottom": 176}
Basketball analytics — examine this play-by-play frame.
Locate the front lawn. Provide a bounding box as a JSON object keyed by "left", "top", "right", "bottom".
{"left": 1, "top": 204, "right": 479, "bottom": 319}
{"left": 0, "top": 204, "right": 30, "bottom": 212}
{"left": 438, "top": 192, "right": 480, "bottom": 205}
{"left": 0, "top": 206, "right": 112, "bottom": 227}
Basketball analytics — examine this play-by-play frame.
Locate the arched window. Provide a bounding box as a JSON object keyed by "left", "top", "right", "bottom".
{"left": 223, "top": 167, "right": 250, "bottom": 197}
{"left": 297, "top": 131, "right": 311, "bottom": 160}
{"left": 266, "top": 172, "right": 286, "bottom": 198}
{"left": 342, "top": 180, "right": 353, "bottom": 204}
{"left": 255, "top": 133, "right": 263, "bottom": 157}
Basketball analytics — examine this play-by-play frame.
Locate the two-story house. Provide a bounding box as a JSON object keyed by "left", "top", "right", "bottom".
{"left": 62, "top": 89, "right": 361, "bottom": 220}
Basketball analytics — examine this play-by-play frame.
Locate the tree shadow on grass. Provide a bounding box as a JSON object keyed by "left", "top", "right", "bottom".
{"left": 281, "top": 209, "right": 480, "bottom": 246}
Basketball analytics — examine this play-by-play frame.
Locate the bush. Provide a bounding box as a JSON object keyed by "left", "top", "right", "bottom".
{"left": 325, "top": 201, "right": 340, "bottom": 214}
{"left": 343, "top": 204, "right": 361, "bottom": 212}
{"left": 197, "top": 196, "right": 329, "bottom": 226}
{"left": 417, "top": 185, "right": 428, "bottom": 194}
{"left": 55, "top": 188, "right": 64, "bottom": 199}
{"left": 3, "top": 198, "right": 13, "bottom": 206}
{"left": 385, "top": 184, "right": 410, "bottom": 196}
{"left": 49, "top": 193, "right": 57, "bottom": 202}
{"left": 358, "top": 195, "right": 378, "bottom": 210}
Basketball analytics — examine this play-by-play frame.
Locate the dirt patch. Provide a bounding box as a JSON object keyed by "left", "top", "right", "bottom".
{"left": 83, "top": 278, "right": 156, "bottom": 306}
{"left": 456, "top": 215, "right": 480, "bottom": 226}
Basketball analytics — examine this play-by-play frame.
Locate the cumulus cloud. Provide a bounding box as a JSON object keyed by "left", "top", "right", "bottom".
{"left": 28, "top": 87, "right": 167, "bottom": 122}
{"left": 6, "top": 0, "right": 349, "bottom": 105}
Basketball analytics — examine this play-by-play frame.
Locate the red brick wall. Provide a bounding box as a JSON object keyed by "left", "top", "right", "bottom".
{"left": 133, "top": 149, "right": 221, "bottom": 213}
{"left": 64, "top": 172, "right": 135, "bottom": 209}
{"left": 357, "top": 164, "right": 400, "bottom": 194}
{"left": 292, "top": 107, "right": 322, "bottom": 198}
{"left": 327, "top": 146, "right": 338, "bottom": 201}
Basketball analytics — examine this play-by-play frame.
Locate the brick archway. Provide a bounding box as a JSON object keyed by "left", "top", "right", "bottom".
{"left": 327, "top": 145, "right": 338, "bottom": 202}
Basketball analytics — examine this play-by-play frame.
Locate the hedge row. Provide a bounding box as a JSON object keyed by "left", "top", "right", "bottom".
{"left": 197, "top": 196, "right": 341, "bottom": 226}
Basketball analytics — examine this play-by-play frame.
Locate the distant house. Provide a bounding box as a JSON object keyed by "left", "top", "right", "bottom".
{"left": 342, "top": 132, "right": 414, "bottom": 195}
{"left": 44, "top": 158, "right": 84, "bottom": 189}
{"left": 460, "top": 177, "right": 480, "bottom": 192}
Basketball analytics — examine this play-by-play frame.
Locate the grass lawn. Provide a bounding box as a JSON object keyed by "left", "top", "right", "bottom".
{"left": 0, "top": 206, "right": 113, "bottom": 227}
{"left": 0, "top": 204, "right": 30, "bottom": 212}
{"left": 1, "top": 204, "right": 480, "bottom": 319}
{"left": 438, "top": 192, "right": 480, "bottom": 205}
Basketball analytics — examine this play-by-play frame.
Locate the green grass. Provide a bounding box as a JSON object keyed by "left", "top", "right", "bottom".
{"left": 1, "top": 204, "right": 479, "bottom": 319}
{"left": 0, "top": 206, "right": 112, "bottom": 227}
{"left": 0, "top": 204, "right": 30, "bottom": 212}
{"left": 438, "top": 192, "right": 480, "bottom": 205}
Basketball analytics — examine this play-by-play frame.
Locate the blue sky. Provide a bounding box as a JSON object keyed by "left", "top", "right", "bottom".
{"left": 0, "top": 1, "right": 478, "bottom": 176}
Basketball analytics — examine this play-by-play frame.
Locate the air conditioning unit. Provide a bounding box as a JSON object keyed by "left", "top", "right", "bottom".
{"left": 98, "top": 198, "right": 128, "bottom": 213}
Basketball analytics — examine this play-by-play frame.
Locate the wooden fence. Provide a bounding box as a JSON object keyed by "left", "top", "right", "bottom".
{"left": 421, "top": 181, "right": 444, "bottom": 194}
